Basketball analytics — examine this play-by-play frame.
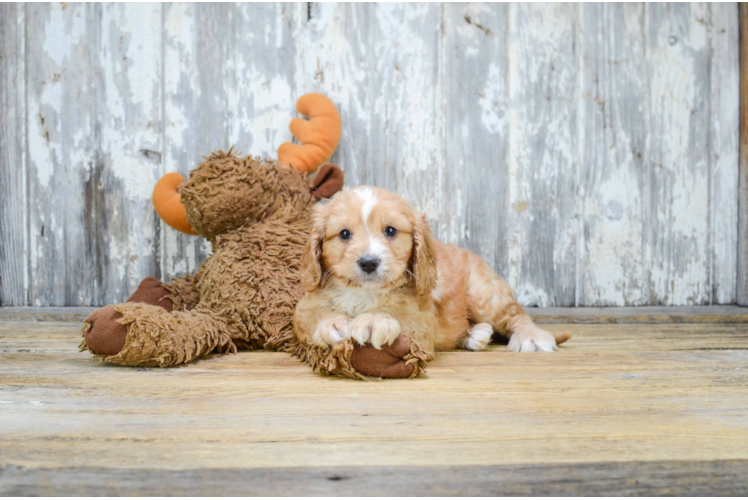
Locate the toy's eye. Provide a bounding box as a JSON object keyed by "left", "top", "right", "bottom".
{"left": 339, "top": 229, "right": 351, "bottom": 241}
{"left": 385, "top": 226, "right": 397, "bottom": 237}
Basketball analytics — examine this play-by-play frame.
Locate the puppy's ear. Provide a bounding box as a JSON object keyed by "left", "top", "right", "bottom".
{"left": 411, "top": 213, "right": 437, "bottom": 295}
{"left": 302, "top": 204, "right": 326, "bottom": 292}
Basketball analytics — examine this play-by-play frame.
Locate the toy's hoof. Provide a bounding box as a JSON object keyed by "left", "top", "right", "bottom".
{"left": 350, "top": 335, "right": 415, "bottom": 378}
{"left": 84, "top": 306, "right": 127, "bottom": 355}
{"left": 128, "top": 276, "right": 173, "bottom": 311}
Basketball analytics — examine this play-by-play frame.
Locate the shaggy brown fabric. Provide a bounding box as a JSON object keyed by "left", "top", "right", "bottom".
{"left": 82, "top": 276, "right": 175, "bottom": 355}
{"left": 95, "top": 303, "right": 235, "bottom": 367}
{"left": 162, "top": 274, "right": 200, "bottom": 311}
{"left": 195, "top": 208, "right": 311, "bottom": 351}
{"left": 180, "top": 149, "right": 318, "bottom": 242}
{"left": 80, "top": 149, "right": 428, "bottom": 378}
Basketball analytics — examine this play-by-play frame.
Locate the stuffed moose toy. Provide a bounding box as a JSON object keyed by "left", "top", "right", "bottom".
{"left": 80, "top": 94, "right": 429, "bottom": 379}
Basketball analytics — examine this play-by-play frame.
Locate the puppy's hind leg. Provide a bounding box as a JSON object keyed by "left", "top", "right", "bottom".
{"left": 463, "top": 323, "right": 493, "bottom": 351}
{"left": 464, "top": 252, "right": 570, "bottom": 352}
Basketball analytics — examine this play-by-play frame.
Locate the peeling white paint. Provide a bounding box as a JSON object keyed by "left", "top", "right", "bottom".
{"left": 505, "top": 3, "right": 577, "bottom": 306}
{"left": 647, "top": 3, "right": 713, "bottom": 305}
{"left": 41, "top": 4, "right": 83, "bottom": 67}
{"left": 479, "top": 64, "right": 505, "bottom": 134}
{"left": 515, "top": 284, "right": 550, "bottom": 309}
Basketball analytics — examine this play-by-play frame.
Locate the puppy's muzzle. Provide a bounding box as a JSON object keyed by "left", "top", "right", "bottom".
{"left": 358, "top": 256, "right": 380, "bottom": 274}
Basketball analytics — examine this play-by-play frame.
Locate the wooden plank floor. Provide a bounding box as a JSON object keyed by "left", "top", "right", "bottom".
{"left": 1, "top": 311, "right": 748, "bottom": 495}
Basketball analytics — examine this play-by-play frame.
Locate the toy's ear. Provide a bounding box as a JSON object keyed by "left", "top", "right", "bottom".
{"left": 278, "top": 93, "right": 342, "bottom": 174}
{"left": 311, "top": 163, "right": 344, "bottom": 200}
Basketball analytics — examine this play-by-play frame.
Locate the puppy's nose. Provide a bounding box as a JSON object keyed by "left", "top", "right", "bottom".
{"left": 358, "top": 256, "right": 380, "bottom": 274}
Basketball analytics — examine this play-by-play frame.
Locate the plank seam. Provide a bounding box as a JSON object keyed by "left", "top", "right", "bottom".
{"left": 23, "top": 3, "right": 31, "bottom": 307}
{"left": 157, "top": 2, "right": 166, "bottom": 282}
{"left": 708, "top": 3, "right": 715, "bottom": 306}
{"left": 643, "top": 5, "right": 653, "bottom": 305}
{"left": 573, "top": 3, "right": 583, "bottom": 307}
{"left": 739, "top": 4, "right": 748, "bottom": 305}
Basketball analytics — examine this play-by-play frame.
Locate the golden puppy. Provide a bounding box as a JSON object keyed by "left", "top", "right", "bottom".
{"left": 293, "top": 186, "right": 569, "bottom": 357}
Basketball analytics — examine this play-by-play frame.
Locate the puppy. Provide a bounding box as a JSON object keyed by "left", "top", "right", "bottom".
{"left": 293, "top": 186, "right": 569, "bottom": 356}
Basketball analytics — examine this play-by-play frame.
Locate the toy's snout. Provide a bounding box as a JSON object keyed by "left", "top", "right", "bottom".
{"left": 152, "top": 173, "right": 198, "bottom": 235}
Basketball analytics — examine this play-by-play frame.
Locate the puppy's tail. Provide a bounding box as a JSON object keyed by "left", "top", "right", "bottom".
{"left": 552, "top": 331, "right": 572, "bottom": 345}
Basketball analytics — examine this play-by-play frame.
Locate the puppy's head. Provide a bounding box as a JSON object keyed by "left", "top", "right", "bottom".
{"left": 302, "top": 187, "right": 437, "bottom": 295}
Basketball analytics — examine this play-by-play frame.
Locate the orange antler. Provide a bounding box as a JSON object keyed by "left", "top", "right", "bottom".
{"left": 152, "top": 173, "right": 197, "bottom": 235}
{"left": 278, "top": 93, "right": 342, "bottom": 174}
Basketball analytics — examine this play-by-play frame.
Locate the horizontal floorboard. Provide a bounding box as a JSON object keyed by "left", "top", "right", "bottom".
{"left": 2, "top": 305, "right": 748, "bottom": 324}
{"left": 2, "top": 460, "right": 748, "bottom": 496}
{"left": 2, "top": 316, "right": 748, "bottom": 495}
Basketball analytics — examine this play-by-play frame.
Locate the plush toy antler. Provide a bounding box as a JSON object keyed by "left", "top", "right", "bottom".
{"left": 278, "top": 93, "right": 342, "bottom": 173}
{"left": 153, "top": 94, "right": 342, "bottom": 235}
{"left": 152, "top": 172, "right": 198, "bottom": 235}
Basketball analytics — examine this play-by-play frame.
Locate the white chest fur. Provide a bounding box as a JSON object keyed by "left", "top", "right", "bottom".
{"left": 330, "top": 286, "right": 388, "bottom": 316}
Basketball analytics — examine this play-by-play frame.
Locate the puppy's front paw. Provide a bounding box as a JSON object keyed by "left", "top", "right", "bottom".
{"left": 312, "top": 316, "right": 350, "bottom": 347}
{"left": 507, "top": 328, "right": 557, "bottom": 352}
{"left": 349, "top": 313, "right": 401, "bottom": 349}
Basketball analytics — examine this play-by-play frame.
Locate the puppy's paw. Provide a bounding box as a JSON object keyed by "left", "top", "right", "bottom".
{"left": 463, "top": 323, "right": 493, "bottom": 351}
{"left": 349, "top": 313, "right": 401, "bottom": 349}
{"left": 312, "top": 316, "right": 350, "bottom": 347}
{"left": 507, "top": 327, "right": 557, "bottom": 352}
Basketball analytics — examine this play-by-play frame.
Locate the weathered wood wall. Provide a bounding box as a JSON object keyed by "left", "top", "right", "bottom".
{"left": 0, "top": 3, "right": 741, "bottom": 307}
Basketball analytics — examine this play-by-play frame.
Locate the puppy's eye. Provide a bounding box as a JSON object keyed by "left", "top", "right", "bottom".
{"left": 384, "top": 226, "right": 397, "bottom": 237}
{"left": 339, "top": 229, "right": 351, "bottom": 241}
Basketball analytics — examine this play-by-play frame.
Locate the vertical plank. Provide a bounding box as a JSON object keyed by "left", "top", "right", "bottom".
{"left": 291, "top": 3, "right": 372, "bottom": 188}
{"left": 294, "top": 3, "right": 445, "bottom": 235}
{"left": 505, "top": 4, "right": 578, "bottom": 306}
{"left": 739, "top": 3, "right": 748, "bottom": 306}
{"left": 96, "top": 3, "right": 163, "bottom": 304}
{"left": 646, "top": 3, "right": 711, "bottom": 305}
{"left": 162, "top": 3, "right": 202, "bottom": 281}
{"left": 710, "top": 3, "right": 740, "bottom": 304}
{"left": 0, "top": 3, "right": 28, "bottom": 306}
{"left": 224, "top": 3, "right": 296, "bottom": 158}
{"left": 161, "top": 4, "right": 230, "bottom": 282}
{"left": 162, "top": 4, "right": 298, "bottom": 284}
{"left": 441, "top": 4, "right": 509, "bottom": 278}
{"left": 366, "top": 3, "right": 445, "bottom": 226}
{"left": 577, "top": 4, "right": 648, "bottom": 306}
{"left": 25, "top": 3, "right": 96, "bottom": 306}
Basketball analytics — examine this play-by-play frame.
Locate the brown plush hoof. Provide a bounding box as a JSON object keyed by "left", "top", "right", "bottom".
{"left": 84, "top": 306, "right": 127, "bottom": 355}
{"left": 350, "top": 335, "right": 415, "bottom": 379}
{"left": 127, "top": 276, "right": 173, "bottom": 311}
